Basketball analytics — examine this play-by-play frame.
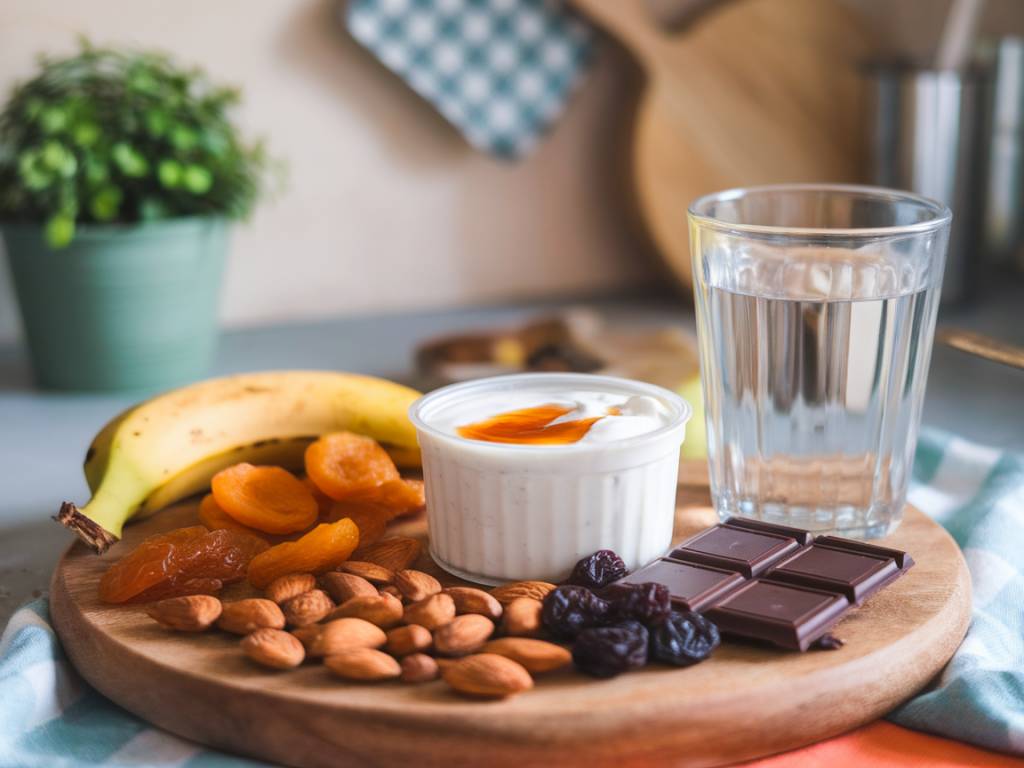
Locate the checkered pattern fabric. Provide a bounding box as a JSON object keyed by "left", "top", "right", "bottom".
{"left": 344, "top": 0, "right": 595, "bottom": 158}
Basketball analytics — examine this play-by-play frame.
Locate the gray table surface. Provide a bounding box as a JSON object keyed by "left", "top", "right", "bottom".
{"left": 1, "top": 285, "right": 1022, "bottom": 625}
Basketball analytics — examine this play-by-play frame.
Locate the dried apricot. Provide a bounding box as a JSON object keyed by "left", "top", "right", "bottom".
{"left": 304, "top": 432, "right": 399, "bottom": 501}
{"left": 304, "top": 477, "right": 334, "bottom": 520}
{"left": 247, "top": 518, "right": 360, "bottom": 589}
{"left": 130, "top": 577, "right": 225, "bottom": 604}
{"left": 211, "top": 463, "right": 318, "bottom": 534}
{"left": 349, "top": 479, "right": 425, "bottom": 517}
{"left": 325, "top": 500, "right": 391, "bottom": 547}
{"left": 99, "top": 526, "right": 269, "bottom": 604}
{"left": 198, "top": 493, "right": 269, "bottom": 539}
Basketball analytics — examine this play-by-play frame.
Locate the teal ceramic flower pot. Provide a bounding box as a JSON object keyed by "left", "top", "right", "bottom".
{"left": 2, "top": 217, "right": 228, "bottom": 391}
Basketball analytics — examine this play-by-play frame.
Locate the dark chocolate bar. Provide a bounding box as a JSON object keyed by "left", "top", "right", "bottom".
{"left": 614, "top": 518, "right": 914, "bottom": 651}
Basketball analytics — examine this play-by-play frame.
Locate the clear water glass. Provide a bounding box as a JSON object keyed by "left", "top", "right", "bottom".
{"left": 688, "top": 185, "right": 951, "bottom": 539}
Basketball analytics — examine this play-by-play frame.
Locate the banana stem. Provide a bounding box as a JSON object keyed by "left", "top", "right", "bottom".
{"left": 55, "top": 501, "right": 119, "bottom": 554}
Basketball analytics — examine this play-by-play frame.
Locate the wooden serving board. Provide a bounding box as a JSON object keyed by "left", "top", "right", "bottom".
{"left": 51, "top": 489, "right": 970, "bottom": 768}
{"left": 570, "top": 0, "right": 871, "bottom": 289}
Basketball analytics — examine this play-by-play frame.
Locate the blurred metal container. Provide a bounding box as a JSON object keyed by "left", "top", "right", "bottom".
{"left": 978, "top": 38, "right": 1024, "bottom": 268}
{"left": 866, "top": 64, "right": 982, "bottom": 304}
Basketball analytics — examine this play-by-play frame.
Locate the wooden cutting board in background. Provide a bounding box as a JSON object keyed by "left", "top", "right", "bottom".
{"left": 570, "top": 0, "right": 872, "bottom": 289}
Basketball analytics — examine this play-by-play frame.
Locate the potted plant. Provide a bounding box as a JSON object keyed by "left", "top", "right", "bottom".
{"left": 0, "top": 42, "right": 270, "bottom": 391}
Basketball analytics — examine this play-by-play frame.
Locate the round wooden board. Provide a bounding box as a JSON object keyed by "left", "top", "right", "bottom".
{"left": 51, "top": 491, "right": 970, "bottom": 768}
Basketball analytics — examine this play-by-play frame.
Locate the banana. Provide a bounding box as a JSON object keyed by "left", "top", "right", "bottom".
{"left": 135, "top": 436, "right": 313, "bottom": 519}
{"left": 59, "top": 370, "right": 422, "bottom": 554}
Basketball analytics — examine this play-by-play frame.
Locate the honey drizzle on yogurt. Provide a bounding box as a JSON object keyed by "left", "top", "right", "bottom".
{"left": 456, "top": 403, "right": 619, "bottom": 445}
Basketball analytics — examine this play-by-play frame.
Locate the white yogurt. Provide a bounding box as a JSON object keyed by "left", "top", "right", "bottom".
{"left": 409, "top": 373, "right": 692, "bottom": 584}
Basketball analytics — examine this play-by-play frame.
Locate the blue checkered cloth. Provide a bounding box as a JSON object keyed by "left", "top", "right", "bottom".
{"left": 344, "top": 0, "right": 594, "bottom": 158}
{"left": 2, "top": 430, "right": 1023, "bottom": 765}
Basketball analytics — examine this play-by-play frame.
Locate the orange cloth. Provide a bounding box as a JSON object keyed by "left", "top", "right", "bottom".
{"left": 741, "top": 722, "right": 1024, "bottom": 767}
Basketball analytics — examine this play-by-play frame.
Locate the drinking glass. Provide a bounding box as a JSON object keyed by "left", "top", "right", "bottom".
{"left": 688, "top": 184, "right": 951, "bottom": 538}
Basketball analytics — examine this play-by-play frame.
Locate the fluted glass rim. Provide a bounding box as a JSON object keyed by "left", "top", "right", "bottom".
{"left": 688, "top": 183, "right": 952, "bottom": 239}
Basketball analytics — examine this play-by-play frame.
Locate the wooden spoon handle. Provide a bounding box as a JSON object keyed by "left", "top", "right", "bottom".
{"left": 568, "top": 0, "right": 669, "bottom": 67}
{"left": 936, "top": 327, "right": 1024, "bottom": 370}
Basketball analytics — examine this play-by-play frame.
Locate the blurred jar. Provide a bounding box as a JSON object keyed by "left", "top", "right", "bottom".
{"left": 978, "top": 38, "right": 1024, "bottom": 270}
{"left": 865, "top": 62, "right": 982, "bottom": 305}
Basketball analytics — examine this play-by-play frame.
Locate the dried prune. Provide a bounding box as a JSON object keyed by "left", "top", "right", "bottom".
{"left": 604, "top": 581, "right": 671, "bottom": 626}
{"left": 649, "top": 611, "right": 719, "bottom": 667}
{"left": 815, "top": 634, "right": 845, "bottom": 651}
{"left": 573, "top": 620, "right": 649, "bottom": 678}
{"left": 541, "top": 585, "right": 610, "bottom": 640}
{"left": 564, "top": 550, "right": 627, "bottom": 590}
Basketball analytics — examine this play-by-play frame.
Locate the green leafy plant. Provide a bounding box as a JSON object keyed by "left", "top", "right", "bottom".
{"left": 0, "top": 41, "right": 272, "bottom": 247}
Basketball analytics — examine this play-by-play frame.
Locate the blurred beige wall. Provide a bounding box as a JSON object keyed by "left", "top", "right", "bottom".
{"left": 0, "top": 0, "right": 655, "bottom": 343}
{"left": 0, "top": 0, "right": 1021, "bottom": 343}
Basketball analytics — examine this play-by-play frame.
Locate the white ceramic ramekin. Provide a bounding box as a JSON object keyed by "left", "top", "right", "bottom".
{"left": 409, "top": 373, "right": 692, "bottom": 585}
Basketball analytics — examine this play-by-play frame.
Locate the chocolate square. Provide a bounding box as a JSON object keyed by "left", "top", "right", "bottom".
{"left": 617, "top": 559, "right": 747, "bottom": 612}
{"left": 814, "top": 536, "right": 915, "bottom": 570}
{"left": 766, "top": 538, "right": 910, "bottom": 604}
{"left": 723, "top": 516, "right": 815, "bottom": 546}
{"left": 670, "top": 524, "right": 801, "bottom": 577}
{"left": 705, "top": 580, "right": 850, "bottom": 651}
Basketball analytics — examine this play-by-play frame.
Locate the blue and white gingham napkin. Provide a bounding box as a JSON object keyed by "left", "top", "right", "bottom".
{"left": 344, "top": 0, "right": 594, "bottom": 158}
{"left": 2, "top": 429, "right": 1023, "bottom": 765}
{"left": 890, "top": 432, "right": 1024, "bottom": 750}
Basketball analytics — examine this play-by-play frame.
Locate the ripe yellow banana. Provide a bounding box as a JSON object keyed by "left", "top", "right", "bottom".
{"left": 59, "top": 370, "right": 422, "bottom": 553}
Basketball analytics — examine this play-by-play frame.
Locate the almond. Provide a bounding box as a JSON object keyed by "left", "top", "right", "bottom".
{"left": 264, "top": 573, "right": 316, "bottom": 605}
{"left": 442, "top": 653, "right": 533, "bottom": 698}
{"left": 489, "top": 581, "right": 556, "bottom": 606}
{"left": 385, "top": 624, "right": 433, "bottom": 656}
{"left": 433, "top": 614, "right": 495, "bottom": 656}
{"left": 501, "top": 597, "right": 543, "bottom": 637}
{"left": 329, "top": 593, "right": 404, "bottom": 628}
{"left": 434, "top": 657, "right": 458, "bottom": 672}
{"left": 324, "top": 648, "right": 401, "bottom": 681}
{"left": 217, "top": 598, "right": 286, "bottom": 635}
{"left": 292, "top": 617, "right": 386, "bottom": 657}
{"left": 402, "top": 592, "right": 455, "bottom": 630}
{"left": 282, "top": 589, "right": 335, "bottom": 627}
{"left": 241, "top": 628, "right": 305, "bottom": 669}
{"left": 445, "top": 587, "right": 503, "bottom": 621}
{"left": 146, "top": 595, "right": 222, "bottom": 631}
{"left": 353, "top": 536, "right": 422, "bottom": 571}
{"left": 400, "top": 653, "right": 439, "bottom": 684}
{"left": 338, "top": 561, "right": 394, "bottom": 585}
{"left": 481, "top": 637, "right": 572, "bottom": 673}
{"left": 393, "top": 569, "right": 441, "bottom": 602}
{"left": 321, "top": 571, "right": 377, "bottom": 603}
{"left": 379, "top": 585, "right": 403, "bottom": 600}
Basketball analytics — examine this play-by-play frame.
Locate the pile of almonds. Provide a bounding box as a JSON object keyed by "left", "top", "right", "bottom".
{"left": 144, "top": 536, "right": 569, "bottom": 698}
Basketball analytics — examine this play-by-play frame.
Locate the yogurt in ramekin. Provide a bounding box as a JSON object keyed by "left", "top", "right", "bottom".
{"left": 409, "top": 373, "right": 692, "bottom": 584}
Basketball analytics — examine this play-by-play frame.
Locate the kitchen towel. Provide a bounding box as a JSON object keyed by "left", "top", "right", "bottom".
{"left": 344, "top": 0, "right": 594, "bottom": 158}
{"left": 1, "top": 429, "right": 1022, "bottom": 766}
{"left": 891, "top": 431, "right": 1024, "bottom": 751}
